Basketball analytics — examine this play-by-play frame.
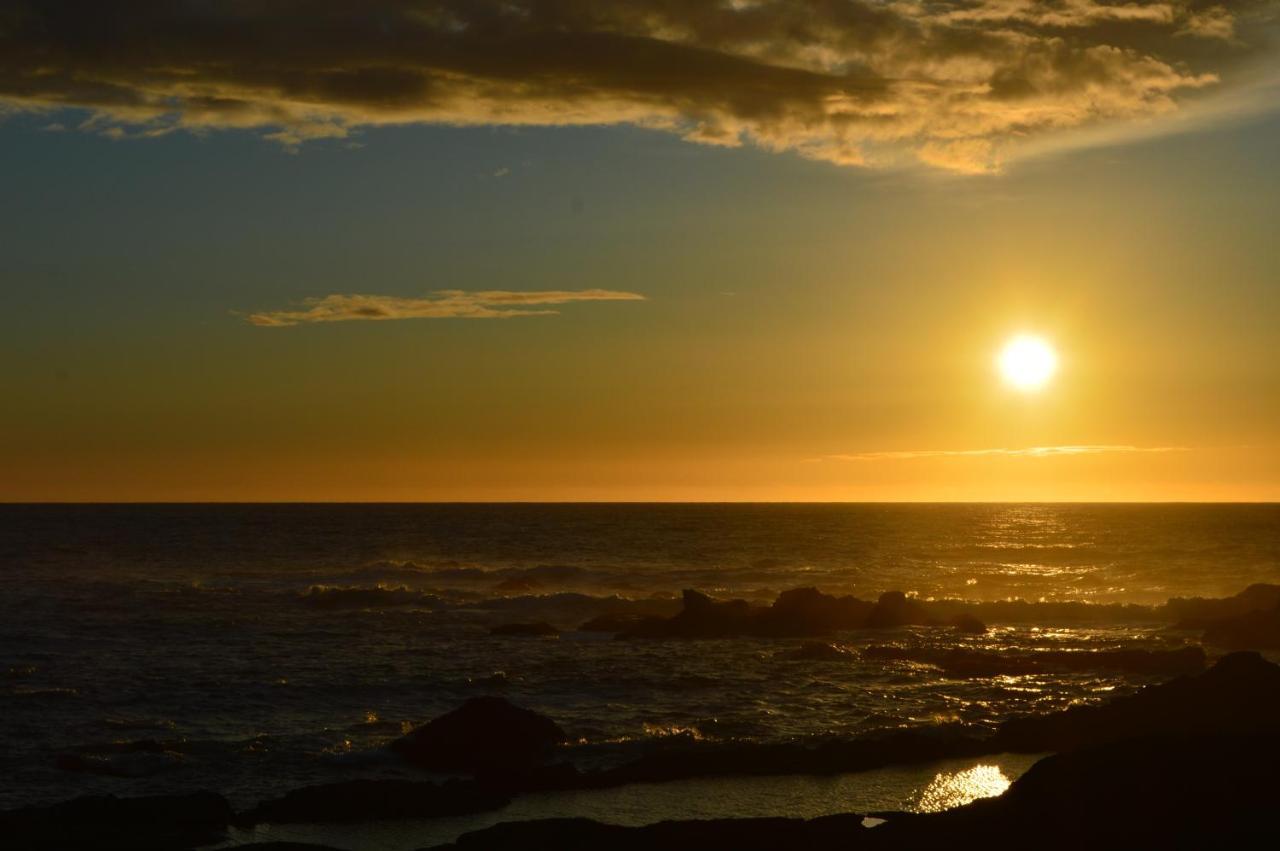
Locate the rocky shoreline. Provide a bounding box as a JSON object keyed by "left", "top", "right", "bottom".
{"left": 5, "top": 649, "right": 1280, "bottom": 849}
{"left": 7, "top": 583, "right": 1280, "bottom": 850}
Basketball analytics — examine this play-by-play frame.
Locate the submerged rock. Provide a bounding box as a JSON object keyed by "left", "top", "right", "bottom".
{"left": 242, "top": 778, "right": 509, "bottom": 824}
{"left": 390, "top": 696, "right": 568, "bottom": 774}
{"left": 0, "top": 791, "right": 232, "bottom": 851}
{"left": 490, "top": 621, "right": 560, "bottom": 637}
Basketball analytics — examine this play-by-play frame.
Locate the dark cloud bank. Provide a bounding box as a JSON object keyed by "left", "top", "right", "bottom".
{"left": 1, "top": 1, "right": 1276, "bottom": 171}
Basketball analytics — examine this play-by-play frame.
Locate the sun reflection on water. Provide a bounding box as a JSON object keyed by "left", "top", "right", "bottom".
{"left": 912, "top": 764, "right": 1012, "bottom": 813}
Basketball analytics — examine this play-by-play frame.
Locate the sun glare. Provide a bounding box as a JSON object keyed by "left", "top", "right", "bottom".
{"left": 998, "top": 335, "right": 1057, "bottom": 391}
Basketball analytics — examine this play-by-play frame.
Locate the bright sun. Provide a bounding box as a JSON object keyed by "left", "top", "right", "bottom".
{"left": 998, "top": 335, "right": 1057, "bottom": 391}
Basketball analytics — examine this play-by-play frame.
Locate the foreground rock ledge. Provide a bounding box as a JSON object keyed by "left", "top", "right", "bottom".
{"left": 424, "top": 731, "right": 1280, "bottom": 850}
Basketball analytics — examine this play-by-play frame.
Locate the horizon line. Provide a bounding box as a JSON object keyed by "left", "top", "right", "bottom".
{"left": 3, "top": 500, "right": 1278, "bottom": 507}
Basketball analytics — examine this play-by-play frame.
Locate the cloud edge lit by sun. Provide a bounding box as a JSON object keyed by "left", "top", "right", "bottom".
{"left": 1, "top": 2, "right": 1277, "bottom": 175}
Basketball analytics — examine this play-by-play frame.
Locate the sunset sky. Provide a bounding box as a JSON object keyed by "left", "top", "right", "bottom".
{"left": 2, "top": 1, "right": 1278, "bottom": 501}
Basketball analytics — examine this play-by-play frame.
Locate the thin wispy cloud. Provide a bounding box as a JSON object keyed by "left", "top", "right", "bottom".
{"left": 246, "top": 289, "right": 645, "bottom": 327}
{"left": 821, "top": 445, "right": 1191, "bottom": 461}
{"left": 0, "top": 2, "right": 1275, "bottom": 173}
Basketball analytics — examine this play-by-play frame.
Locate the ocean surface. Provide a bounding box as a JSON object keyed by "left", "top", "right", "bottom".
{"left": 2, "top": 503, "right": 1278, "bottom": 819}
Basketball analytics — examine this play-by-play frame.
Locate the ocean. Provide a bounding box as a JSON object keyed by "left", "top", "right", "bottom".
{"left": 2, "top": 503, "right": 1278, "bottom": 822}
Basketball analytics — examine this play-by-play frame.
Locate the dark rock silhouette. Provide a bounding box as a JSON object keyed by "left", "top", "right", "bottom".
{"left": 620, "top": 588, "right": 873, "bottom": 638}
{"left": 759, "top": 587, "right": 875, "bottom": 636}
{"left": 1163, "top": 582, "right": 1280, "bottom": 628}
{"left": 867, "top": 732, "right": 1280, "bottom": 849}
{"left": 242, "top": 778, "right": 509, "bottom": 824}
{"left": 1201, "top": 601, "right": 1280, "bottom": 649}
{"left": 861, "top": 644, "right": 1205, "bottom": 677}
{"left": 619, "top": 590, "right": 758, "bottom": 638}
{"left": 426, "top": 732, "right": 1280, "bottom": 849}
{"left": 992, "top": 650, "right": 1280, "bottom": 753}
{"left": 617, "top": 587, "right": 1030, "bottom": 639}
{"left": 390, "top": 696, "right": 568, "bottom": 774}
{"left": 490, "top": 621, "right": 560, "bottom": 637}
{"left": 865, "top": 591, "right": 928, "bottom": 628}
{"left": 0, "top": 791, "right": 232, "bottom": 850}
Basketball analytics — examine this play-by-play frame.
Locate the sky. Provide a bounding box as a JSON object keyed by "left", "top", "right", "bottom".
{"left": 1, "top": 0, "right": 1278, "bottom": 501}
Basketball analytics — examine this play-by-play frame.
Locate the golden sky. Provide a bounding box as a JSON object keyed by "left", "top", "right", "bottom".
{"left": 1, "top": 1, "right": 1277, "bottom": 501}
